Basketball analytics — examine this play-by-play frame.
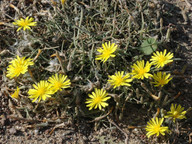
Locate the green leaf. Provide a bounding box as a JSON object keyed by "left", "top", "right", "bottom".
{"left": 139, "top": 38, "right": 158, "bottom": 55}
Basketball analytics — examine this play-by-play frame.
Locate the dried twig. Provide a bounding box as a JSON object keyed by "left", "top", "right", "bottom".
{"left": 7, "top": 115, "right": 41, "bottom": 123}
{"left": 9, "top": 3, "right": 22, "bottom": 15}
{"left": 49, "top": 122, "right": 65, "bottom": 135}
{"left": 127, "top": 125, "right": 145, "bottom": 129}
{"left": 88, "top": 107, "right": 113, "bottom": 123}
{"left": 153, "top": 108, "right": 160, "bottom": 119}
{"left": 28, "top": 68, "right": 36, "bottom": 82}
{"left": 33, "top": 49, "right": 42, "bottom": 62}
{"left": 108, "top": 117, "right": 129, "bottom": 144}
{"left": 51, "top": 51, "right": 66, "bottom": 74}
{"left": 141, "top": 82, "right": 160, "bottom": 101}
{"left": 184, "top": 0, "right": 191, "bottom": 8}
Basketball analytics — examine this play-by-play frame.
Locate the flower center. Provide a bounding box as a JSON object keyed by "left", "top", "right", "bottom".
{"left": 154, "top": 125, "right": 161, "bottom": 133}
{"left": 159, "top": 79, "right": 166, "bottom": 85}
{"left": 139, "top": 68, "right": 146, "bottom": 75}
{"left": 55, "top": 81, "right": 62, "bottom": 90}
{"left": 159, "top": 56, "right": 166, "bottom": 64}
{"left": 115, "top": 77, "right": 123, "bottom": 86}
{"left": 103, "top": 49, "right": 112, "bottom": 58}
{"left": 93, "top": 96, "right": 102, "bottom": 104}
{"left": 15, "top": 65, "right": 23, "bottom": 75}
{"left": 21, "top": 21, "right": 29, "bottom": 27}
{"left": 37, "top": 87, "right": 46, "bottom": 96}
{"left": 173, "top": 111, "right": 178, "bottom": 117}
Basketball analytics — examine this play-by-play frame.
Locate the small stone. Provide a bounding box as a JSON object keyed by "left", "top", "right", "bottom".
{"left": 34, "top": 129, "right": 39, "bottom": 135}
{"left": 9, "top": 127, "right": 17, "bottom": 134}
{"left": 0, "top": 115, "right": 6, "bottom": 126}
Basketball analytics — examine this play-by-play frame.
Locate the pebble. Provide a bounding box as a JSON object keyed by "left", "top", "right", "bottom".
{"left": 9, "top": 127, "right": 17, "bottom": 134}
{"left": 0, "top": 115, "right": 6, "bottom": 126}
{"left": 34, "top": 129, "right": 39, "bottom": 135}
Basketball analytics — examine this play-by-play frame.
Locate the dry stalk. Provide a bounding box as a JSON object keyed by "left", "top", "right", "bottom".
{"left": 141, "top": 82, "right": 160, "bottom": 101}
{"left": 49, "top": 122, "right": 65, "bottom": 135}
{"left": 33, "top": 49, "right": 42, "bottom": 62}
{"left": 88, "top": 107, "right": 113, "bottom": 123}
{"left": 108, "top": 117, "right": 129, "bottom": 144}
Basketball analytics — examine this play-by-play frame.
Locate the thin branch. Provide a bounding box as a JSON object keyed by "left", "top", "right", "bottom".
{"left": 88, "top": 107, "right": 113, "bottom": 123}
{"left": 108, "top": 117, "right": 129, "bottom": 144}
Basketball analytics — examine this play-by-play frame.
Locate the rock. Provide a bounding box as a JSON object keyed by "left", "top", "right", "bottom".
{"left": 9, "top": 127, "right": 17, "bottom": 135}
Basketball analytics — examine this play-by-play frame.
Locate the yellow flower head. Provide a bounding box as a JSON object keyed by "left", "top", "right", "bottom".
{"left": 13, "top": 16, "right": 37, "bottom": 31}
{"left": 131, "top": 60, "right": 152, "bottom": 79}
{"left": 165, "top": 104, "right": 186, "bottom": 123}
{"left": 28, "top": 81, "right": 53, "bottom": 102}
{"left": 48, "top": 73, "right": 71, "bottom": 93}
{"left": 85, "top": 88, "right": 111, "bottom": 110}
{"left": 108, "top": 71, "right": 132, "bottom": 88}
{"left": 6, "top": 56, "right": 34, "bottom": 79}
{"left": 95, "top": 42, "right": 118, "bottom": 63}
{"left": 150, "top": 49, "right": 174, "bottom": 68}
{"left": 61, "top": 0, "right": 66, "bottom": 5}
{"left": 152, "top": 72, "right": 172, "bottom": 87}
{"left": 11, "top": 87, "right": 20, "bottom": 99}
{"left": 146, "top": 117, "right": 168, "bottom": 138}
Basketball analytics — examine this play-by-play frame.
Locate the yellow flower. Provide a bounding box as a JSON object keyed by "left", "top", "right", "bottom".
{"left": 146, "top": 117, "right": 168, "bottom": 138}
{"left": 48, "top": 73, "right": 71, "bottom": 93}
{"left": 28, "top": 81, "right": 53, "bottom": 102}
{"left": 152, "top": 72, "right": 172, "bottom": 87}
{"left": 165, "top": 104, "right": 186, "bottom": 123}
{"left": 131, "top": 60, "right": 152, "bottom": 79}
{"left": 11, "top": 87, "right": 20, "bottom": 99}
{"left": 108, "top": 71, "right": 132, "bottom": 88}
{"left": 13, "top": 17, "right": 37, "bottom": 31}
{"left": 150, "top": 49, "right": 174, "bottom": 68}
{"left": 95, "top": 42, "right": 118, "bottom": 63}
{"left": 6, "top": 56, "right": 34, "bottom": 79}
{"left": 85, "top": 88, "right": 111, "bottom": 110}
{"left": 61, "top": 0, "right": 66, "bottom": 5}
